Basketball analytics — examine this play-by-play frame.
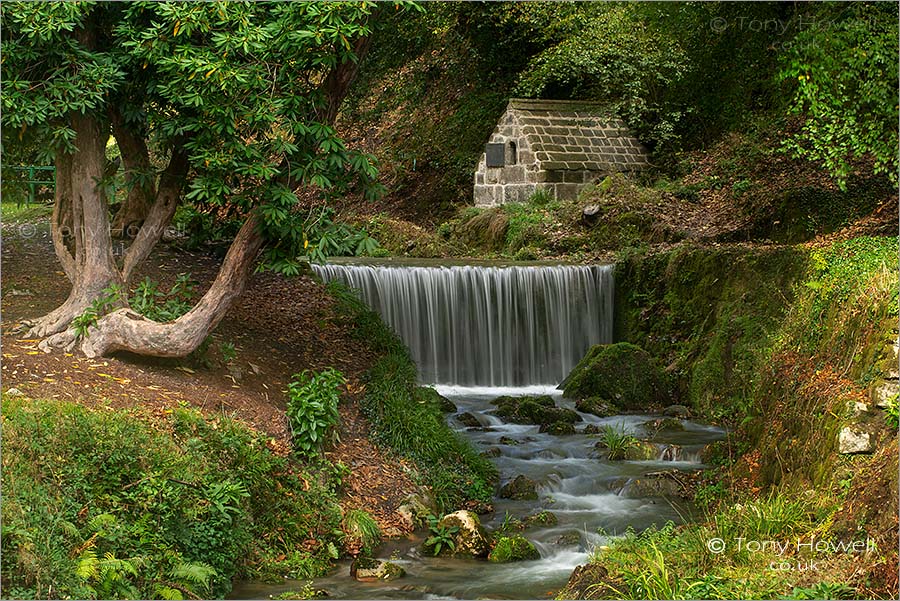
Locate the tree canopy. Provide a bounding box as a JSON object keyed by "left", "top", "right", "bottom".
{"left": 1, "top": 1, "right": 402, "bottom": 356}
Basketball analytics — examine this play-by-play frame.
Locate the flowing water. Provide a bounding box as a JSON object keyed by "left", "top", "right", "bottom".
{"left": 312, "top": 260, "right": 613, "bottom": 386}
{"left": 231, "top": 261, "right": 725, "bottom": 600}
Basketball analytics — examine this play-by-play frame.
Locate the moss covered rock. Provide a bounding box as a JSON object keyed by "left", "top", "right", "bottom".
{"left": 488, "top": 535, "right": 540, "bottom": 562}
{"left": 350, "top": 557, "right": 406, "bottom": 582}
{"left": 562, "top": 343, "right": 668, "bottom": 410}
{"left": 436, "top": 510, "right": 489, "bottom": 557}
{"left": 499, "top": 475, "right": 538, "bottom": 500}
{"left": 456, "top": 412, "right": 481, "bottom": 427}
{"left": 522, "top": 510, "right": 558, "bottom": 528}
{"left": 492, "top": 395, "right": 581, "bottom": 426}
{"left": 644, "top": 417, "right": 685, "bottom": 436}
{"left": 575, "top": 397, "right": 616, "bottom": 418}
{"left": 539, "top": 421, "right": 577, "bottom": 435}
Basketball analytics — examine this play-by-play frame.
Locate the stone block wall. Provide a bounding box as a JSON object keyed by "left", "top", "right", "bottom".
{"left": 474, "top": 99, "right": 650, "bottom": 207}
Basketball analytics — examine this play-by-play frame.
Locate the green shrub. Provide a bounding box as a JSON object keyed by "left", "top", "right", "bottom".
{"left": 1, "top": 396, "right": 343, "bottom": 599}
{"left": 598, "top": 425, "right": 639, "bottom": 461}
{"left": 286, "top": 369, "right": 344, "bottom": 457}
{"left": 424, "top": 515, "right": 458, "bottom": 556}
{"left": 129, "top": 274, "right": 197, "bottom": 322}
{"left": 342, "top": 509, "right": 381, "bottom": 557}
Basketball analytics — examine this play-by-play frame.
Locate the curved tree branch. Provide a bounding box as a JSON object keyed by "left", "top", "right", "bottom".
{"left": 120, "top": 144, "right": 189, "bottom": 282}
{"left": 51, "top": 148, "right": 77, "bottom": 282}
{"left": 69, "top": 214, "right": 264, "bottom": 358}
{"left": 109, "top": 107, "right": 155, "bottom": 237}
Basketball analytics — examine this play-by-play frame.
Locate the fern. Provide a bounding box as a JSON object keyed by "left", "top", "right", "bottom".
{"left": 75, "top": 549, "right": 99, "bottom": 581}
{"left": 155, "top": 585, "right": 185, "bottom": 600}
{"left": 87, "top": 512, "right": 117, "bottom": 534}
{"left": 170, "top": 560, "right": 216, "bottom": 593}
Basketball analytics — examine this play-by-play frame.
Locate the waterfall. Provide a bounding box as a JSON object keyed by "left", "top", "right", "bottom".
{"left": 313, "top": 261, "right": 614, "bottom": 386}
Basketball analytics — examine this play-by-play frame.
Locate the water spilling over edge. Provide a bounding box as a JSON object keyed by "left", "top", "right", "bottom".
{"left": 313, "top": 262, "right": 614, "bottom": 387}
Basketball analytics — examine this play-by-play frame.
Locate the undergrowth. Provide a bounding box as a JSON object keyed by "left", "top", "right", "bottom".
{"left": 574, "top": 236, "right": 899, "bottom": 600}
{"left": 326, "top": 281, "right": 497, "bottom": 511}
{"left": 1, "top": 396, "right": 344, "bottom": 599}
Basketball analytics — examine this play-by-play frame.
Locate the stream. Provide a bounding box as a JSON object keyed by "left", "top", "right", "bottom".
{"left": 231, "top": 261, "right": 725, "bottom": 599}
{"left": 232, "top": 385, "right": 725, "bottom": 600}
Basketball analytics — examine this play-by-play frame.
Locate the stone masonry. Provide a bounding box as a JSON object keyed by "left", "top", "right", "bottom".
{"left": 474, "top": 99, "right": 650, "bottom": 207}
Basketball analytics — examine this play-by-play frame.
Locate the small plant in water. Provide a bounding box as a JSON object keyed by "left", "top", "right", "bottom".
{"left": 599, "top": 425, "right": 638, "bottom": 460}
{"left": 424, "top": 515, "right": 458, "bottom": 556}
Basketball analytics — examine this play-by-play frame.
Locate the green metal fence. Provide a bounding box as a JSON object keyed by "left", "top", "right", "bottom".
{"left": 7, "top": 165, "right": 56, "bottom": 206}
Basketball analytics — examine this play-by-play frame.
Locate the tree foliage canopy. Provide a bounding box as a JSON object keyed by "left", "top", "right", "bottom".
{"left": 2, "top": 1, "right": 385, "bottom": 272}
{"left": 779, "top": 3, "right": 899, "bottom": 187}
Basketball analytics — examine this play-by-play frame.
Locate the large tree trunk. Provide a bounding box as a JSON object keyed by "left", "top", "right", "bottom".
{"left": 109, "top": 108, "right": 155, "bottom": 238}
{"left": 27, "top": 113, "right": 124, "bottom": 338}
{"left": 41, "top": 215, "right": 264, "bottom": 357}
{"left": 120, "top": 145, "right": 189, "bottom": 282}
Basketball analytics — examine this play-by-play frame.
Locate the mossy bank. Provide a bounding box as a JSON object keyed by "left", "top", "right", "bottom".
{"left": 558, "top": 236, "right": 899, "bottom": 600}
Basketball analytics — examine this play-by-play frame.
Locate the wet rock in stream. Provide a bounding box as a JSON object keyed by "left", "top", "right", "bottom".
{"left": 491, "top": 395, "right": 581, "bottom": 426}
{"left": 431, "top": 510, "right": 490, "bottom": 557}
{"left": 488, "top": 534, "right": 540, "bottom": 562}
{"left": 350, "top": 557, "right": 405, "bottom": 582}
{"left": 457, "top": 412, "right": 482, "bottom": 427}
{"left": 498, "top": 474, "right": 539, "bottom": 500}
{"left": 522, "top": 510, "right": 558, "bottom": 528}
{"left": 575, "top": 397, "right": 616, "bottom": 418}
{"left": 539, "top": 421, "right": 576, "bottom": 435}
{"left": 663, "top": 404, "right": 692, "bottom": 418}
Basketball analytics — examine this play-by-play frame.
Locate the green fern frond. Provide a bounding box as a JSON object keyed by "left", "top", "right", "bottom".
{"left": 171, "top": 561, "right": 217, "bottom": 592}
{"left": 75, "top": 549, "right": 99, "bottom": 581}
{"left": 87, "top": 512, "right": 117, "bottom": 533}
{"left": 155, "top": 585, "right": 185, "bottom": 600}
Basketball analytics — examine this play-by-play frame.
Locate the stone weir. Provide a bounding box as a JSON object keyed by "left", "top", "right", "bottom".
{"left": 312, "top": 261, "right": 614, "bottom": 387}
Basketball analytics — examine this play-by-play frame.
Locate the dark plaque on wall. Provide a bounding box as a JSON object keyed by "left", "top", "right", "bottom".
{"left": 485, "top": 143, "right": 506, "bottom": 168}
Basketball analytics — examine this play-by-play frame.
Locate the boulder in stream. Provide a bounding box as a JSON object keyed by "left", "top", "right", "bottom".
{"left": 498, "top": 436, "right": 520, "bottom": 445}
{"left": 644, "top": 417, "right": 685, "bottom": 435}
{"left": 457, "top": 412, "right": 482, "bottom": 428}
{"left": 539, "top": 421, "right": 576, "bottom": 435}
{"left": 492, "top": 395, "right": 581, "bottom": 426}
{"left": 522, "top": 510, "right": 558, "bottom": 528}
{"left": 619, "top": 469, "right": 696, "bottom": 499}
{"left": 663, "top": 404, "right": 692, "bottom": 418}
{"left": 435, "top": 510, "right": 490, "bottom": 557}
{"left": 575, "top": 397, "right": 616, "bottom": 418}
{"left": 554, "top": 531, "right": 582, "bottom": 546}
{"left": 559, "top": 564, "right": 619, "bottom": 599}
{"left": 562, "top": 342, "right": 669, "bottom": 410}
{"left": 488, "top": 534, "right": 540, "bottom": 562}
{"left": 581, "top": 424, "right": 603, "bottom": 435}
{"left": 499, "top": 475, "right": 539, "bottom": 500}
{"left": 350, "top": 557, "right": 406, "bottom": 582}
